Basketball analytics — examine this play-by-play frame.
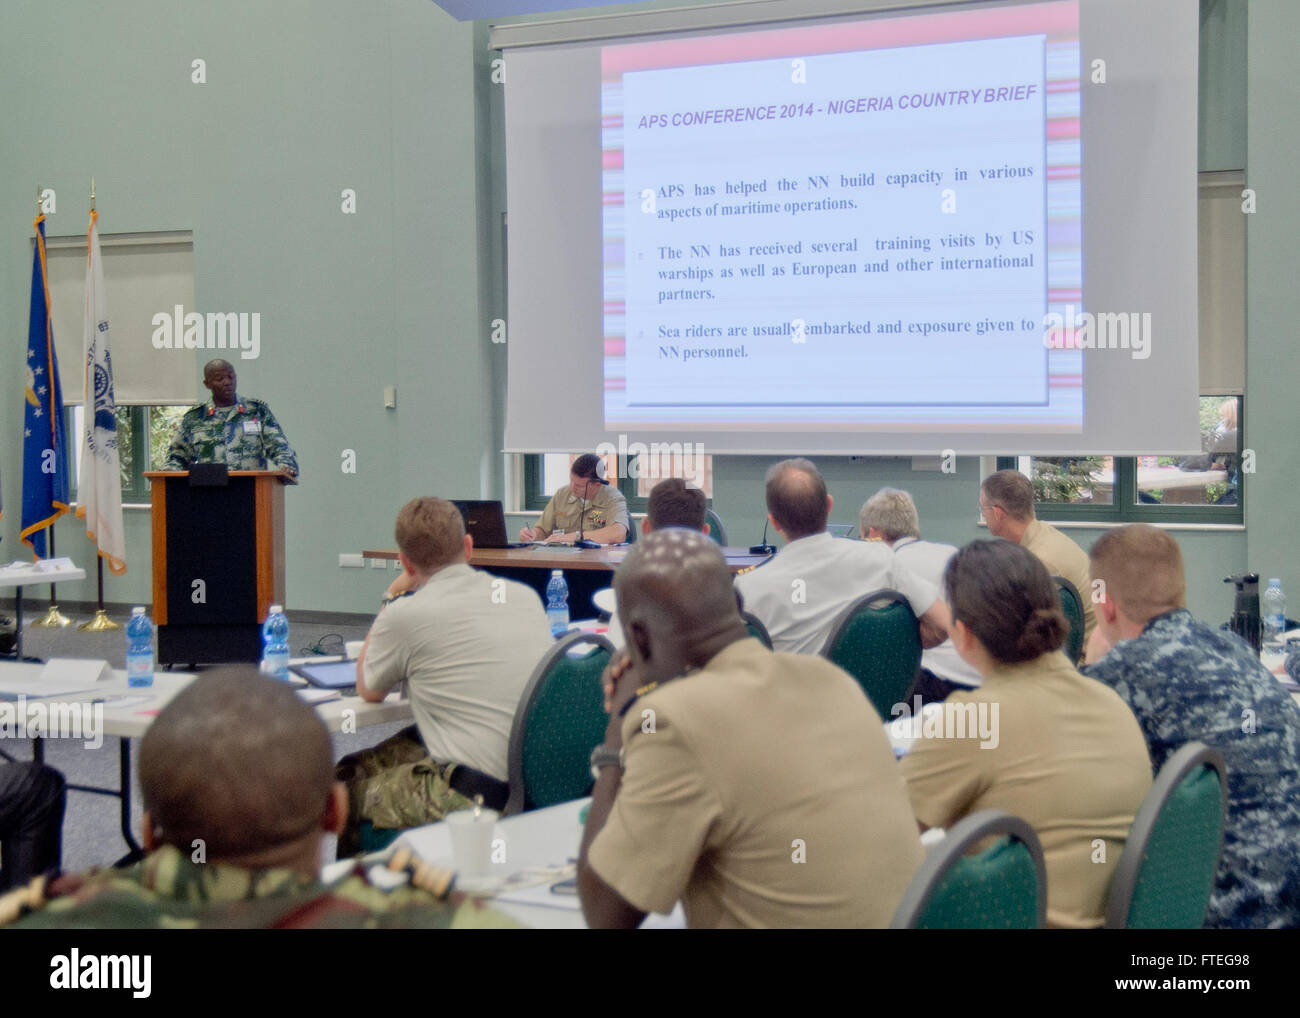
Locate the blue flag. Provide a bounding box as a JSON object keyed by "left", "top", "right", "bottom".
{"left": 20, "top": 215, "right": 70, "bottom": 557}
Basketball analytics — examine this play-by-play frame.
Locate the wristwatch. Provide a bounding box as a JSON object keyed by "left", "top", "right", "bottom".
{"left": 590, "top": 744, "right": 624, "bottom": 780}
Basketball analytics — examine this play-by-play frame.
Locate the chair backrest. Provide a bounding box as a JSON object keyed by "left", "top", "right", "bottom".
{"left": 504, "top": 632, "right": 614, "bottom": 815}
{"left": 1053, "top": 575, "right": 1085, "bottom": 664}
{"left": 1104, "top": 742, "right": 1227, "bottom": 929}
{"left": 820, "top": 589, "right": 921, "bottom": 719}
{"left": 740, "top": 610, "right": 773, "bottom": 649}
{"left": 704, "top": 508, "right": 727, "bottom": 546}
{"left": 891, "top": 810, "right": 1047, "bottom": 929}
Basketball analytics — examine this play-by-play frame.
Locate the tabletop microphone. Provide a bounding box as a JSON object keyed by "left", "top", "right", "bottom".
{"left": 749, "top": 517, "right": 776, "bottom": 556}
{"left": 574, "top": 494, "right": 600, "bottom": 549}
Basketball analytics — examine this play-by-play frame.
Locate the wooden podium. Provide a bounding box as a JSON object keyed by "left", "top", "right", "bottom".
{"left": 144, "top": 470, "right": 288, "bottom": 665}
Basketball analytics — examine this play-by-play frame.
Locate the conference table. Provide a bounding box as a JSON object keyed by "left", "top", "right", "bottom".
{"left": 322, "top": 797, "right": 686, "bottom": 929}
{"left": 0, "top": 560, "right": 87, "bottom": 661}
{"left": 362, "top": 544, "right": 772, "bottom": 618}
{"left": 0, "top": 659, "right": 412, "bottom": 859}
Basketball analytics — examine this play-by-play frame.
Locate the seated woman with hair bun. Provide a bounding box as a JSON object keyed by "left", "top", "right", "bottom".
{"left": 899, "top": 539, "right": 1152, "bottom": 929}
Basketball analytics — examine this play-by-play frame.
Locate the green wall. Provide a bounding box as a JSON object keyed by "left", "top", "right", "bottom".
{"left": 0, "top": 0, "right": 1273, "bottom": 629}
{"left": 1, "top": 0, "right": 491, "bottom": 614}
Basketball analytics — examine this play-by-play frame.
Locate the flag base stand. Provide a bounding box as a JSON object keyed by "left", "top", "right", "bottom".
{"left": 78, "top": 609, "right": 121, "bottom": 632}
{"left": 30, "top": 605, "right": 73, "bottom": 629}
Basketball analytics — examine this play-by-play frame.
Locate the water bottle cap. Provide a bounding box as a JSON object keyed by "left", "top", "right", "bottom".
{"left": 132, "top": 606, "right": 146, "bottom": 615}
{"left": 270, "top": 604, "right": 283, "bottom": 614}
{"left": 1268, "top": 579, "right": 1281, "bottom": 587}
{"left": 551, "top": 570, "right": 562, "bottom": 577}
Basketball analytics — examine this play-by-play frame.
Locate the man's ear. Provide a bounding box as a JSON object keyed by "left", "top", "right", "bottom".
{"left": 826, "top": 493, "right": 834, "bottom": 517}
{"left": 463, "top": 533, "right": 474, "bottom": 560}
{"left": 629, "top": 620, "right": 652, "bottom": 667}
{"left": 323, "top": 783, "right": 348, "bottom": 836}
{"left": 1096, "top": 590, "right": 1120, "bottom": 626}
{"left": 702, "top": 521, "right": 711, "bottom": 536}
{"left": 142, "top": 810, "right": 160, "bottom": 853}
{"left": 641, "top": 518, "right": 652, "bottom": 536}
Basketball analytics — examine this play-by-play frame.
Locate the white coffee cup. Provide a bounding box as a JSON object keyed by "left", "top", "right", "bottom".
{"left": 446, "top": 808, "right": 499, "bottom": 882}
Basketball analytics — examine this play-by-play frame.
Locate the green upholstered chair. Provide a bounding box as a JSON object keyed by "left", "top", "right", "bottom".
{"left": 740, "top": 610, "right": 773, "bottom": 649}
{"left": 1104, "top": 742, "right": 1227, "bottom": 929}
{"left": 820, "top": 589, "right": 921, "bottom": 720}
{"left": 704, "top": 508, "right": 727, "bottom": 546}
{"left": 891, "top": 810, "right": 1047, "bottom": 929}
{"left": 1053, "top": 574, "right": 1085, "bottom": 664}
{"left": 358, "top": 820, "right": 402, "bottom": 854}
{"left": 503, "top": 632, "right": 614, "bottom": 816}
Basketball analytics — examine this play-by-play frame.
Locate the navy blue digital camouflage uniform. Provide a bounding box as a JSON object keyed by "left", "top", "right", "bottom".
{"left": 1083, "top": 609, "right": 1300, "bottom": 928}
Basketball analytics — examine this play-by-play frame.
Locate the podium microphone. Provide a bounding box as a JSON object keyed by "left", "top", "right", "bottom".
{"left": 749, "top": 517, "right": 776, "bottom": 556}
{"left": 574, "top": 494, "right": 600, "bottom": 550}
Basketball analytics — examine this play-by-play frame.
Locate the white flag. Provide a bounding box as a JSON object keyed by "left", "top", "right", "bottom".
{"left": 76, "top": 210, "right": 126, "bottom": 575}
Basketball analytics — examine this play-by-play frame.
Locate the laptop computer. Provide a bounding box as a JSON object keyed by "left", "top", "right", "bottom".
{"left": 288, "top": 659, "right": 358, "bottom": 689}
{"left": 452, "top": 500, "right": 529, "bottom": 549}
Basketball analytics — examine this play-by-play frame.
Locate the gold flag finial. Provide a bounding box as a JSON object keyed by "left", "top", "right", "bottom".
{"left": 36, "top": 184, "right": 41, "bottom": 214}
{"left": 90, "top": 177, "right": 95, "bottom": 212}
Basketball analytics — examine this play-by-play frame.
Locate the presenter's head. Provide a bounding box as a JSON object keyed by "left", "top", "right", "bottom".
{"left": 394, "top": 496, "right": 472, "bottom": 581}
{"left": 979, "top": 469, "right": 1036, "bottom": 542}
{"left": 139, "top": 666, "right": 346, "bottom": 878}
{"left": 569, "top": 453, "right": 608, "bottom": 501}
{"left": 859, "top": 487, "right": 921, "bottom": 544}
{"left": 614, "top": 529, "right": 747, "bottom": 686}
{"left": 203, "top": 359, "right": 237, "bottom": 407}
{"left": 764, "top": 458, "right": 831, "bottom": 542}
{"left": 643, "top": 477, "right": 709, "bottom": 537}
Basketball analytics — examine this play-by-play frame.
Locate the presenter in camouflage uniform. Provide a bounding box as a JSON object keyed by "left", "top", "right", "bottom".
{"left": 518, "top": 453, "right": 628, "bottom": 544}
{"left": 1083, "top": 525, "right": 1300, "bottom": 928}
{"left": 163, "top": 359, "right": 299, "bottom": 480}
{"left": 0, "top": 669, "right": 517, "bottom": 929}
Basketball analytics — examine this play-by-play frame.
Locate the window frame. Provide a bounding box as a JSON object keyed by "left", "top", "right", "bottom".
{"left": 65, "top": 404, "right": 188, "bottom": 506}
{"left": 995, "top": 401, "right": 1245, "bottom": 525}
{"left": 523, "top": 453, "right": 712, "bottom": 514}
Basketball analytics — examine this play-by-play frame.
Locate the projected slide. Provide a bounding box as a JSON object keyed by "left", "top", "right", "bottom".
{"left": 601, "top": 1, "right": 1082, "bottom": 433}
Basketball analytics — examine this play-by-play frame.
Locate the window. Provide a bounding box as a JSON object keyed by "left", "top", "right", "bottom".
{"left": 996, "top": 396, "right": 1243, "bottom": 524}
{"left": 68, "top": 405, "right": 192, "bottom": 505}
{"left": 524, "top": 451, "right": 714, "bottom": 512}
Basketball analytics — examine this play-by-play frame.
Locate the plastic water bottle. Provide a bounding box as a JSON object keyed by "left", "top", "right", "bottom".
{"left": 261, "top": 604, "right": 291, "bottom": 681}
{"left": 1263, "top": 579, "right": 1287, "bottom": 653}
{"left": 546, "top": 571, "right": 570, "bottom": 637}
{"left": 126, "top": 607, "right": 155, "bottom": 688}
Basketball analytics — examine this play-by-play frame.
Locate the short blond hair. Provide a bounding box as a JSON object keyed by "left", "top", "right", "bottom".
{"left": 394, "top": 497, "right": 465, "bottom": 572}
{"left": 1088, "top": 524, "right": 1186, "bottom": 624}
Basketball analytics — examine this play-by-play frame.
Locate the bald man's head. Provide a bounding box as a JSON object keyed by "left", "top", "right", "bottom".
{"left": 202, "top": 359, "right": 237, "bottom": 407}
{"left": 139, "top": 667, "right": 334, "bottom": 859}
{"left": 613, "top": 529, "right": 746, "bottom": 683}
{"left": 765, "top": 458, "right": 829, "bottom": 540}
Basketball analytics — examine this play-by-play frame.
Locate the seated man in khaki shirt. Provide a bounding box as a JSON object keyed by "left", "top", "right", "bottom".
{"left": 518, "top": 453, "right": 629, "bottom": 545}
{"left": 980, "top": 468, "right": 1095, "bottom": 639}
{"left": 578, "top": 529, "right": 924, "bottom": 928}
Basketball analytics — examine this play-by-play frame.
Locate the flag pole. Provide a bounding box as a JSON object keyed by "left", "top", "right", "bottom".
{"left": 29, "top": 183, "right": 73, "bottom": 630}
{"left": 78, "top": 179, "right": 121, "bottom": 633}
